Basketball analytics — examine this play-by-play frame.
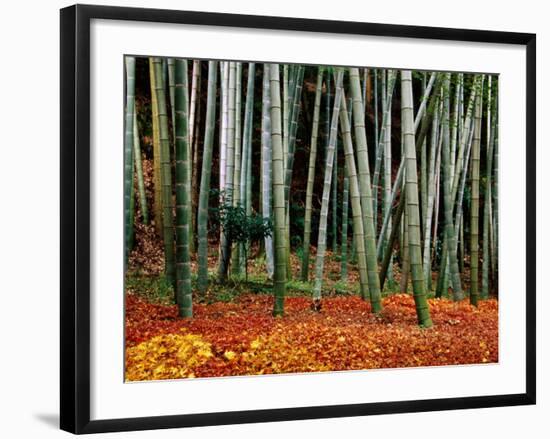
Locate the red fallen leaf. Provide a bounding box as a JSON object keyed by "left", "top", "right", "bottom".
{"left": 125, "top": 293, "right": 498, "bottom": 381}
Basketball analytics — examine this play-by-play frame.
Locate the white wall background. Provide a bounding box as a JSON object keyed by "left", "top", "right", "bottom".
{"left": 0, "top": 0, "right": 546, "bottom": 437}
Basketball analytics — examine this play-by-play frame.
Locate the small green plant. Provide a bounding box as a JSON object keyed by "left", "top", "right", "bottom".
{"left": 216, "top": 194, "right": 273, "bottom": 281}
{"left": 126, "top": 275, "right": 174, "bottom": 304}
{"left": 332, "top": 280, "right": 357, "bottom": 296}
{"left": 286, "top": 279, "right": 313, "bottom": 295}
{"left": 215, "top": 290, "right": 237, "bottom": 302}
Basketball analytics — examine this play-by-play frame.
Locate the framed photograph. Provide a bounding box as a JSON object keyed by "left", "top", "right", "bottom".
{"left": 60, "top": 4, "right": 536, "bottom": 434}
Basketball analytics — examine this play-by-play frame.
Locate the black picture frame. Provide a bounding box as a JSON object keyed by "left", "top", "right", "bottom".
{"left": 60, "top": 4, "right": 536, "bottom": 434}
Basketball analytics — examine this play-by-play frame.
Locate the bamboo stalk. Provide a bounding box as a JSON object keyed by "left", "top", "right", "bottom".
{"left": 470, "top": 75, "right": 485, "bottom": 306}
{"left": 197, "top": 61, "right": 218, "bottom": 294}
{"left": 133, "top": 110, "right": 148, "bottom": 225}
{"left": 261, "top": 64, "right": 274, "bottom": 279}
{"left": 301, "top": 67, "right": 324, "bottom": 281}
{"left": 124, "top": 57, "right": 136, "bottom": 265}
{"left": 313, "top": 69, "right": 347, "bottom": 302}
{"left": 149, "top": 58, "right": 163, "bottom": 236}
{"left": 401, "top": 70, "right": 433, "bottom": 328}
{"left": 152, "top": 57, "right": 176, "bottom": 290}
{"left": 482, "top": 76, "right": 496, "bottom": 299}
{"left": 174, "top": 59, "right": 192, "bottom": 317}
{"left": 269, "top": 64, "right": 287, "bottom": 316}
{"left": 349, "top": 67, "right": 382, "bottom": 311}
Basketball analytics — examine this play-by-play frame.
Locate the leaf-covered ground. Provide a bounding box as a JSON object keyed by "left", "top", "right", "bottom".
{"left": 125, "top": 293, "right": 498, "bottom": 381}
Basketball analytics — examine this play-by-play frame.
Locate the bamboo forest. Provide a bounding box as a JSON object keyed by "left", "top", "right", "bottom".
{"left": 124, "top": 57, "right": 499, "bottom": 381}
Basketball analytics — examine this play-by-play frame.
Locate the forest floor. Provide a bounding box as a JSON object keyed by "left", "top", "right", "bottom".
{"left": 125, "top": 225, "right": 498, "bottom": 381}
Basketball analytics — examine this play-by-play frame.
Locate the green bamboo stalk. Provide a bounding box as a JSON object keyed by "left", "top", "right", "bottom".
{"left": 340, "top": 96, "right": 353, "bottom": 282}
{"left": 167, "top": 58, "right": 176, "bottom": 150}
{"left": 282, "top": 65, "right": 289, "bottom": 169}
{"left": 284, "top": 65, "right": 304, "bottom": 193}
{"left": 225, "top": 62, "right": 237, "bottom": 200}
{"left": 341, "top": 169, "right": 349, "bottom": 281}
{"left": 438, "top": 73, "right": 463, "bottom": 300}
{"left": 133, "top": 110, "right": 148, "bottom": 224}
{"left": 460, "top": 217, "right": 465, "bottom": 274}
{"left": 349, "top": 67, "right": 382, "bottom": 311}
{"left": 149, "top": 58, "right": 163, "bottom": 236}
{"left": 451, "top": 76, "right": 480, "bottom": 207}
{"left": 420, "top": 73, "right": 428, "bottom": 240}
{"left": 240, "top": 63, "right": 255, "bottom": 274}
{"left": 376, "top": 161, "right": 404, "bottom": 259}
{"left": 334, "top": 77, "right": 370, "bottom": 302}
{"left": 414, "top": 73, "right": 437, "bottom": 133}
{"left": 421, "top": 99, "right": 440, "bottom": 288}
{"left": 430, "top": 137, "right": 442, "bottom": 287}
{"left": 416, "top": 73, "right": 437, "bottom": 246}
{"left": 152, "top": 57, "right": 176, "bottom": 290}
{"left": 372, "top": 70, "right": 397, "bottom": 250}
{"left": 383, "top": 71, "right": 394, "bottom": 281}
{"left": 481, "top": 76, "right": 496, "bottom": 299}
{"left": 301, "top": 67, "right": 324, "bottom": 281}
{"left": 124, "top": 57, "right": 136, "bottom": 265}
{"left": 231, "top": 62, "right": 243, "bottom": 277}
{"left": 362, "top": 68, "right": 368, "bottom": 116}
{"left": 245, "top": 79, "right": 253, "bottom": 220}
{"left": 219, "top": 62, "right": 229, "bottom": 192}
{"left": 379, "top": 191, "right": 405, "bottom": 290}
{"left": 269, "top": 64, "right": 287, "bottom": 317}
{"left": 491, "top": 92, "right": 499, "bottom": 281}
{"left": 377, "top": 71, "right": 436, "bottom": 263}
{"left": 190, "top": 61, "right": 202, "bottom": 255}
{"left": 189, "top": 60, "right": 201, "bottom": 149}
{"left": 313, "top": 69, "right": 347, "bottom": 302}
{"left": 450, "top": 74, "right": 462, "bottom": 183}
{"left": 325, "top": 72, "right": 332, "bottom": 185}
{"left": 261, "top": 65, "right": 274, "bottom": 278}
{"left": 373, "top": 69, "right": 379, "bottom": 232}
{"left": 400, "top": 205, "right": 410, "bottom": 293}
{"left": 470, "top": 75, "right": 485, "bottom": 306}
{"left": 174, "top": 59, "right": 192, "bottom": 317}
{"left": 284, "top": 66, "right": 305, "bottom": 279}
{"left": 197, "top": 61, "right": 218, "bottom": 294}
{"left": 401, "top": 69, "right": 432, "bottom": 328}
{"left": 453, "top": 124, "right": 475, "bottom": 261}
{"left": 129, "top": 153, "right": 135, "bottom": 254}
{"left": 332, "top": 120, "right": 339, "bottom": 254}
{"left": 217, "top": 62, "right": 237, "bottom": 281}
{"left": 378, "top": 75, "right": 443, "bottom": 290}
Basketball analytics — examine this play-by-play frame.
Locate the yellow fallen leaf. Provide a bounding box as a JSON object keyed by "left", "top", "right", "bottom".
{"left": 224, "top": 351, "right": 237, "bottom": 360}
